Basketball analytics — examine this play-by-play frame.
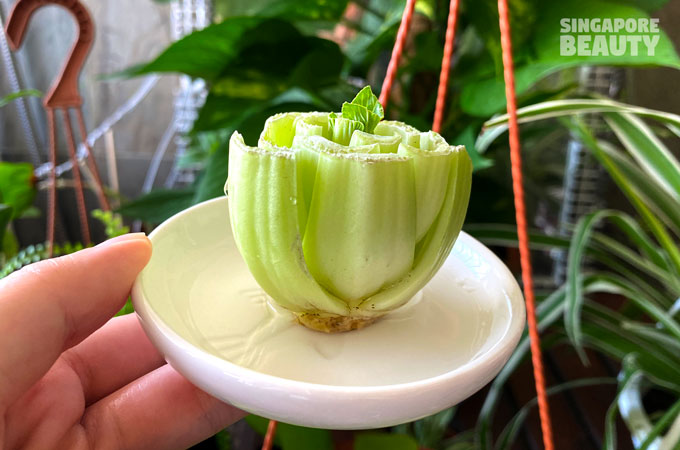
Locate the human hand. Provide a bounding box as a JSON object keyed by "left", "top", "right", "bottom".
{"left": 0, "top": 233, "right": 245, "bottom": 449}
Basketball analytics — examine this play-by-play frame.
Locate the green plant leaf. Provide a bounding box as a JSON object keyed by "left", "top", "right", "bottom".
{"left": 0, "top": 162, "right": 36, "bottom": 220}
{"left": 571, "top": 119, "right": 680, "bottom": 277}
{"left": 411, "top": 407, "right": 455, "bottom": 449}
{"left": 566, "top": 211, "right": 605, "bottom": 363}
{"left": 0, "top": 204, "right": 13, "bottom": 251}
{"left": 119, "top": 18, "right": 343, "bottom": 85}
{"left": 595, "top": 140, "right": 680, "bottom": 236}
{"left": 582, "top": 302, "right": 680, "bottom": 389}
{"left": 585, "top": 274, "right": 680, "bottom": 343}
{"left": 604, "top": 112, "right": 680, "bottom": 201}
{"left": 604, "top": 356, "right": 644, "bottom": 450}
{"left": 119, "top": 17, "right": 263, "bottom": 80}
{"left": 476, "top": 285, "right": 568, "bottom": 449}
{"left": 496, "top": 377, "right": 616, "bottom": 450}
{"left": 483, "top": 98, "right": 680, "bottom": 133}
{"left": 193, "top": 87, "right": 329, "bottom": 135}
{"left": 214, "top": 0, "right": 349, "bottom": 23}
{"left": 116, "top": 188, "right": 196, "bottom": 224}
{"left": 451, "top": 125, "right": 493, "bottom": 171}
{"left": 91, "top": 209, "right": 130, "bottom": 238}
{"left": 354, "top": 432, "right": 418, "bottom": 450}
{"left": 565, "top": 209, "right": 676, "bottom": 361}
{"left": 193, "top": 141, "right": 229, "bottom": 203}
{"left": 0, "top": 89, "right": 41, "bottom": 108}
{"left": 461, "top": 1, "right": 680, "bottom": 116}
{"left": 638, "top": 397, "right": 680, "bottom": 449}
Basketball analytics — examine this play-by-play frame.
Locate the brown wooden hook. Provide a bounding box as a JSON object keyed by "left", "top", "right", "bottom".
{"left": 4, "top": 0, "right": 111, "bottom": 253}
{"left": 5, "top": 0, "right": 94, "bottom": 109}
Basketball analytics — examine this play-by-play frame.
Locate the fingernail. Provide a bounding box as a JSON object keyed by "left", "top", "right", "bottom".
{"left": 96, "top": 233, "right": 148, "bottom": 247}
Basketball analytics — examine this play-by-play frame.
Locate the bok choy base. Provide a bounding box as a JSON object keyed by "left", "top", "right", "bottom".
{"left": 226, "top": 112, "right": 472, "bottom": 332}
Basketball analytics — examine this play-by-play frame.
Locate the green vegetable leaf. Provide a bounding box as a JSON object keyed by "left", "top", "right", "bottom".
{"left": 351, "top": 85, "right": 384, "bottom": 118}
{"left": 329, "top": 86, "right": 384, "bottom": 142}
{"left": 342, "top": 86, "right": 384, "bottom": 133}
{"left": 116, "top": 188, "right": 196, "bottom": 224}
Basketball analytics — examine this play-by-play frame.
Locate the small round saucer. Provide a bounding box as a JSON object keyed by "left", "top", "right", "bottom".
{"left": 131, "top": 197, "right": 525, "bottom": 429}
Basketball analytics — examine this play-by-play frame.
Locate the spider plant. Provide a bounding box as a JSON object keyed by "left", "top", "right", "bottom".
{"left": 464, "top": 98, "right": 680, "bottom": 449}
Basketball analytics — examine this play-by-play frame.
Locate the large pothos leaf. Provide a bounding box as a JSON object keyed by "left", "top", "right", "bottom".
{"left": 121, "top": 18, "right": 344, "bottom": 85}
{"left": 116, "top": 188, "right": 196, "bottom": 224}
{"left": 461, "top": 0, "right": 680, "bottom": 116}
{"left": 213, "top": 0, "right": 349, "bottom": 23}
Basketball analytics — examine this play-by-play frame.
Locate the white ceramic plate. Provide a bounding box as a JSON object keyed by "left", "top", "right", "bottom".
{"left": 132, "top": 197, "right": 525, "bottom": 429}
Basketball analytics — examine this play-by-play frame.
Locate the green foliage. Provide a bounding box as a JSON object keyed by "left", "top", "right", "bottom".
{"left": 0, "top": 162, "right": 37, "bottom": 261}
{"left": 0, "top": 162, "right": 36, "bottom": 220}
{"left": 475, "top": 99, "right": 680, "bottom": 448}
{"left": 213, "top": 429, "right": 233, "bottom": 450}
{"left": 0, "top": 242, "right": 84, "bottom": 279}
{"left": 91, "top": 210, "right": 130, "bottom": 238}
{"left": 211, "top": 0, "right": 350, "bottom": 24}
{"left": 393, "top": 407, "right": 455, "bottom": 448}
{"left": 0, "top": 205, "right": 13, "bottom": 251}
{"left": 354, "top": 432, "right": 418, "bottom": 450}
{"left": 117, "top": 188, "right": 196, "bottom": 224}
{"left": 459, "top": 0, "right": 680, "bottom": 117}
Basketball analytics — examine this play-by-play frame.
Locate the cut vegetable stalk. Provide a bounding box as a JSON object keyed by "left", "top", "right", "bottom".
{"left": 226, "top": 87, "right": 472, "bottom": 332}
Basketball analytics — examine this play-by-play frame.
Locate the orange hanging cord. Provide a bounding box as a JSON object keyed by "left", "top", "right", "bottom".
{"left": 261, "top": 419, "right": 278, "bottom": 450}
{"left": 432, "top": 0, "right": 460, "bottom": 133}
{"left": 262, "top": 0, "right": 555, "bottom": 448}
{"left": 378, "top": 0, "right": 416, "bottom": 108}
{"left": 496, "top": 0, "right": 555, "bottom": 448}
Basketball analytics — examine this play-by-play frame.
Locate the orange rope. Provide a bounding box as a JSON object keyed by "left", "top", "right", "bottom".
{"left": 432, "top": 0, "right": 460, "bottom": 133}
{"left": 76, "top": 107, "right": 111, "bottom": 212}
{"left": 378, "top": 0, "right": 416, "bottom": 109}
{"left": 262, "top": 420, "right": 278, "bottom": 450}
{"left": 63, "top": 108, "right": 91, "bottom": 246}
{"left": 496, "top": 0, "right": 554, "bottom": 449}
{"left": 46, "top": 108, "right": 57, "bottom": 258}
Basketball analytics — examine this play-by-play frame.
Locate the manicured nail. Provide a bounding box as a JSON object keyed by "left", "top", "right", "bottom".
{"left": 96, "top": 233, "right": 148, "bottom": 247}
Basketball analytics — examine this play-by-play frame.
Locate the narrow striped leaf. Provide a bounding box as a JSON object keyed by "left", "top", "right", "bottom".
{"left": 596, "top": 140, "right": 680, "bottom": 236}
{"left": 571, "top": 120, "right": 680, "bottom": 277}
{"left": 480, "top": 99, "right": 680, "bottom": 153}
{"left": 638, "top": 397, "right": 680, "bottom": 450}
{"left": 495, "top": 378, "right": 616, "bottom": 450}
{"left": 604, "top": 112, "right": 680, "bottom": 202}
